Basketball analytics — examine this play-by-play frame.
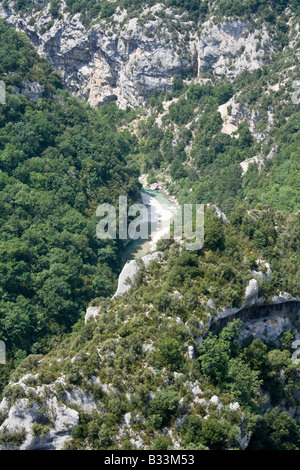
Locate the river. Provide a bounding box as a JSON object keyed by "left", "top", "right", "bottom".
{"left": 121, "top": 188, "right": 178, "bottom": 264}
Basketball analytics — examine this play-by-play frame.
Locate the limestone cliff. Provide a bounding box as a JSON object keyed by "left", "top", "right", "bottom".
{"left": 0, "top": 1, "right": 272, "bottom": 108}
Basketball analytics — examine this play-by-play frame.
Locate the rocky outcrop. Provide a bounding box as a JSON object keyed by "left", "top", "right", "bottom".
{"left": 199, "top": 276, "right": 300, "bottom": 345}
{"left": 238, "top": 306, "right": 300, "bottom": 344}
{"left": 209, "top": 278, "right": 262, "bottom": 326}
{"left": 210, "top": 298, "right": 300, "bottom": 345}
{"left": 11, "top": 81, "right": 45, "bottom": 101}
{"left": 0, "top": 3, "right": 272, "bottom": 108}
{"left": 112, "top": 251, "right": 163, "bottom": 298}
{"left": 112, "top": 259, "right": 141, "bottom": 298}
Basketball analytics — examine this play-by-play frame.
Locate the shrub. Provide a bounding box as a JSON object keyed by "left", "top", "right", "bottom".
{"left": 148, "top": 389, "right": 180, "bottom": 428}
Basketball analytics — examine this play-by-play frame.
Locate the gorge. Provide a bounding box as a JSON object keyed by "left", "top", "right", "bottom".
{"left": 0, "top": 0, "right": 299, "bottom": 452}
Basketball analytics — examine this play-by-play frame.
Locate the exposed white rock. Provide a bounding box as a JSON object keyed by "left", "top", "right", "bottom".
{"left": 101, "top": 383, "right": 116, "bottom": 394}
{"left": 124, "top": 412, "right": 131, "bottom": 427}
{"left": 272, "top": 292, "right": 300, "bottom": 304}
{"left": 113, "top": 251, "right": 163, "bottom": 298}
{"left": 131, "top": 436, "right": 143, "bottom": 449}
{"left": 213, "top": 306, "right": 239, "bottom": 322}
{"left": 0, "top": 396, "right": 79, "bottom": 450}
{"left": 237, "top": 429, "right": 252, "bottom": 450}
{"left": 240, "top": 156, "right": 263, "bottom": 176}
{"left": 243, "top": 279, "right": 259, "bottom": 306}
{"left": 146, "top": 366, "right": 157, "bottom": 376}
{"left": 171, "top": 290, "right": 183, "bottom": 300}
{"left": 251, "top": 259, "right": 272, "bottom": 278}
{"left": 187, "top": 345, "right": 195, "bottom": 360}
{"left": 207, "top": 299, "right": 216, "bottom": 311}
{"left": 0, "top": 397, "right": 10, "bottom": 414}
{"left": 191, "top": 384, "right": 202, "bottom": 397}
{"left": 210, "top": 395, "right": 220, "bottom": 406}
{"left": 91, "top": 375, "right": 100, "bottom": 383}
{"left": 175, "top": 414, "right": 187, "bottom": 428}
{"left": 174, "top": 372, "right": 183, "bottom": 380}
{"left": 84, "top": 305, "right": 101, "bottom": 324}
{"left": 11, "top": 81, "right": 45, "bottom": 101}
{"left": 112, "top": 259, "right": 140, "bottom": 298}
{"left": 178, "top": 397, "right": 185, "bottom": 408}
{"left": 63, "top": 388, "right": 97, "bottom": 413}
{"left": 238, "top": 310, "right": 300, "bottom": 345}
{"left": 218, "top": 98, "right": 238, "bottom": 136}
{"left": 142, "top": 340, "right": 154, "bottom": 353}
{"left": 206, "top": 204, "right": 229, "bottom": 224}
{"left": 196, "top": 398, "right": 208, "bottom": 406}
{"left": 142, "top": 251, "right": 163, "bottom": 267}
{"left": 229, "top": 402, "right": 240, "bottom": 411}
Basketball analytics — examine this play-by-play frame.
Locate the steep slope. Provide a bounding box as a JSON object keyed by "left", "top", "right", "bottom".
{"left": 1, "top": 0, "right": 298, "bottom": 108}
{"left": 0, "top": 19, "right": 140, "bottom": 387}
{"left": 0, "top": 0, "right": 299, "bottom": 452}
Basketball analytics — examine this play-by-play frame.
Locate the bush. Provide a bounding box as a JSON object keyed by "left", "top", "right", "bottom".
{"left": 180, "top": 415, "right": 202, "bottom": 446}
{"left": 148, "top": 389, "right": 180, "bottom": 428}
{"left": 248, "top": 408, "right": 300, "bottom": 450}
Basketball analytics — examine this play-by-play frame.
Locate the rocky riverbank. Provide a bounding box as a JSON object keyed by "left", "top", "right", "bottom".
{"left": 112, "top": 184, "right": 178, "bottom": 298}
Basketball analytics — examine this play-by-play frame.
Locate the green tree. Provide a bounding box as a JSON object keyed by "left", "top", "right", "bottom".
{"left": 248, "top": 408, "right": 300, "bottom": 450}
{"left": 227, "top": 358, "right": 262, "bottom": 407}
{"left": 180, "top": 415, "right": 202, "bottom": 446}
{"left": 242, "top": 339, "right": 270, "bottom": 380}
{"left": 199, "top": 333, "right": 230, "bottom": 384}
{"left": 148, "top": 389, "right": 180, "bottom": 428}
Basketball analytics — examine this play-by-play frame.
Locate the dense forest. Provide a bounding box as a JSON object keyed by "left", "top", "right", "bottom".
{"left": 0, "top": 19, "right": 140, "bottom": 385}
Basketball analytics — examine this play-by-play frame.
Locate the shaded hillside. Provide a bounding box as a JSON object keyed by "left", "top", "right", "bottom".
{"left": 0, "top": 19, "right": 140, "bottom": 383}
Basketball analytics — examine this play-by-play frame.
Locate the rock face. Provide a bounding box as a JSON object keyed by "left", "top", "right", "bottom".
{"left": 212, "top": 279, "right": 262, "bottom": 324}
{"left": 0, "top": 3, "right": 271, "bottom": 108}
{"left": 0, "top": 375, "right": 80, "bottom": 450}
{"left": 211, "top": 299, "right": 300, "bottom": 346}
{"left": 238, "top": 309, "right": 300, "bottom": 345}
{"left": 11, "top": 81, "right": 45, "bottom": 101}
{"left": 244, "top": 279, "right": 259, "bottom": 307}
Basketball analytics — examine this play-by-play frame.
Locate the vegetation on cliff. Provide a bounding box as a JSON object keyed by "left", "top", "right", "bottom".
{"left": 0, "top": 19, "right": 140, "bottom": 384}
{"left": 0, "top": 0, "right": 299, "bottom": 450}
